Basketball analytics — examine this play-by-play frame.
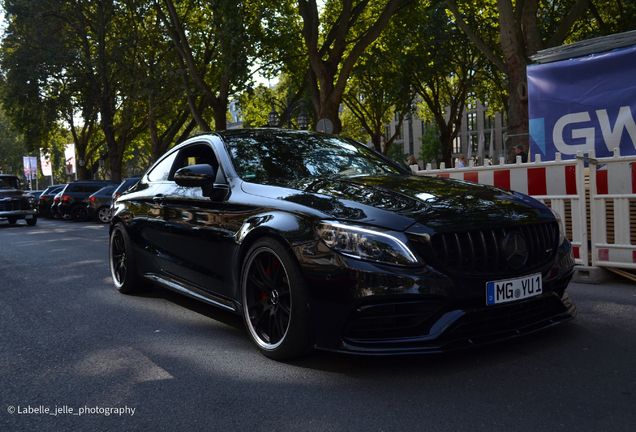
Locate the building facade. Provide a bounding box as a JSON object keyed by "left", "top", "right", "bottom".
{"left": 386, "top": 101, "right": 508, "bottom": 168}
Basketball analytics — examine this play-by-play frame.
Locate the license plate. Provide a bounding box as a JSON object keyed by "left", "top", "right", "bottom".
{"left": 25, "top": 215, "right": 33, "bottom": 219}
{"left": 486, "top": 273, "right": 542, "bottom": 305}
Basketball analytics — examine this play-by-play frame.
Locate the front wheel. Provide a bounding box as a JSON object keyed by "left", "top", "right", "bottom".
{"left": 241, "top": 238, "right": 312, "bottom": 360}
{"left": 109, "top": 222, "right": 146, "bottom": 294}
{"left": 26, "top": 217, "right": 37, "bottom": 226}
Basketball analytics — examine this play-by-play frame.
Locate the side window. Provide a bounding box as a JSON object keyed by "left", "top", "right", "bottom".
{"left": 169, "top": 143, "right": 219, "bottom": 180}
{"left": 147, "top": 151, "right": 178, "bottom": 182}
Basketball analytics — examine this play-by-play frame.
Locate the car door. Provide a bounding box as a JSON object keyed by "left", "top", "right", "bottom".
{"left": 147, "top": 142, "right": 231, "bottom": 299}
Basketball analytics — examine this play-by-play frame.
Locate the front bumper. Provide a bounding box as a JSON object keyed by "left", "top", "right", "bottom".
{"left": 295, "top": 238, "right": 576, "bottom": 355}
{"left": 0, "top": 210, "right": 37, "bottom": 220}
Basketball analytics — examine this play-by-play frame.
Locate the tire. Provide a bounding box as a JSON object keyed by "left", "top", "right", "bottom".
{"left": 26, "top": 217, "right": 37, "bottom": 226}
{"left": 97, "top": 206, "right": 112, "bottom": 223}
{"left": 7, "top": 216, "right": 17, "bottom": 224}
{"left": 109, "top": 222, "right": 146, "bottom": 294}
{"left": 241, "top": 238, "right": 312, "bottom": 360}
{"left": 71, "top": 205, "right": 88, "bottom": 222}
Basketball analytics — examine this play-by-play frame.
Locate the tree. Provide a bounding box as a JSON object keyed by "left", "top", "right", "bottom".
{"left": 0, "top": 107, "right": 27, "bottom": 177}
{"left": 133, "top": 3, "right": 198, "bottom": 163}
{"left": 397, "top": 0, "right": 483, "bottom": 166}
{"left": 341, "top": 31, "right": 415, "bottom": 155}
{"left": 445, "top": 0, "right": 592, "bottom": 151}
{"left": 298, "top": 0, "right": 410, "bottom": 134}
{"left": 156, "top": 0, "right": 283, "bottom": 131}
{"left": 418, "top": 122, "right": 443, "bottom": 168}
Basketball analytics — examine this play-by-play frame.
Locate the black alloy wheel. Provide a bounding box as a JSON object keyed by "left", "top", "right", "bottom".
{"left": 241, "top": 238, "right": 311, "bottom": 360}
{"left": 109, "top": 222, "right": 145, "bottom": 294}
{"left": 97, "top": 206, "right": 111, "bottom": 223}
{"left": 72, "top": 205, "right": 88, "bottom": 222}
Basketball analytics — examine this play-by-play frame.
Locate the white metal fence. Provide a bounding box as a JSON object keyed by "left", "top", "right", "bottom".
{"left": 413, "top": 149, "right": 636, "bottom": 271}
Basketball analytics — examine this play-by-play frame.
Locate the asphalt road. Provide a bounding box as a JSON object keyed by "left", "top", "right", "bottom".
{"left": 1, "top": 217, "right": 635, "bottom": 431}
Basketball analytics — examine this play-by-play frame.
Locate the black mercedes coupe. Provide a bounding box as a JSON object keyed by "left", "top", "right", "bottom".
{"left": 110, "top": 129, "right": 576, "bottom": 360}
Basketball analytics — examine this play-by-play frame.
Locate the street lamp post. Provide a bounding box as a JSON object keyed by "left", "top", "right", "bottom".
{"left": 267, "top": 98, "right": 310, "bottom": 130}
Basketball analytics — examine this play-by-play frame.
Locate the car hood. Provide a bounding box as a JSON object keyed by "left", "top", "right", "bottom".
{"left": 240, "top": 174, "right": 551, "bottom": 232}
{"left": 0, "top": 190, "right": 31, "bottom": 198}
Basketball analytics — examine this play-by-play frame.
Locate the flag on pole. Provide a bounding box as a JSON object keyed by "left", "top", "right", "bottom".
{"left": 64, "top": 144, "right": 76, "bottom": 175}
{"left": 40, "top": 149, "right": 52, "bottom": 177}
{"left": 22, "top": 156, "right": 38, "bottom": 180}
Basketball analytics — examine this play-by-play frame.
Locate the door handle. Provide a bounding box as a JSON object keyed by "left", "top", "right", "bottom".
{"left": 152, "top": 194, "right": 165, "bottom": 203}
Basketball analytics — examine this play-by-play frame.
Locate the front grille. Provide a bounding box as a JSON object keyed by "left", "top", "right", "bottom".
{"left": 409, "top": 222, "right": 559, "bottom": 277}
{"left": 0, "top": 199, "right": 31, "bottom": 212}
{"left": 449, "top": 294, "right": 565, "bottom": 338}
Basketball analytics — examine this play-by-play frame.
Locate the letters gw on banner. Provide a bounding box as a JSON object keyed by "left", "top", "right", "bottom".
{"left": 527, "top": 45, "right": 636, "bottom": 160}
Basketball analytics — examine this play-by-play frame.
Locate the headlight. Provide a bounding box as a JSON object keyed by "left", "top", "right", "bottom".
{"left": 315, "top": 221, "right": 418, "bottom": 265}
{"left": 550, "top": 208, "right": 566, "bottom": 245}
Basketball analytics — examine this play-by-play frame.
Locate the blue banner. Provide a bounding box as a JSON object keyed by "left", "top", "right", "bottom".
{"left": 527, "top": 45, "right": 636, "bottom": 160}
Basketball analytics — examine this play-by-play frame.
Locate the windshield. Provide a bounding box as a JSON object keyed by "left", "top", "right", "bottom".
{"left": 224, "top": 131, "right": 406, "bottom": 185}
{"left": 1, "top": 177, "right": 19, "bottom": 189}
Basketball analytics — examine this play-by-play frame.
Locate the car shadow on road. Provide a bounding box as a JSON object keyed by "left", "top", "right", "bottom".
{"left": 128, "top": 282, "right": 580, "bottom": 375}
{"left": 133, "top": 284, "right": 245, "bottom": 331}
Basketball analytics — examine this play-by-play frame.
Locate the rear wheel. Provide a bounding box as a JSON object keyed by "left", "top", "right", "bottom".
{"left": 7, "top": 216, "right": 17, "bottom": 224}
{"left": 241, "top": 238, "right": 311, "bottom": 360}
{"left": 72, "top": 205, "right": 88, "bottom": 222}
{"left": 26, "top": 217, "right": 37, "bottom": 226}
{"left": 109, "top": 222, "right": 146, "bottom": 294}
{"left": 97, "top": 206, "right": 112, "bottom": 223}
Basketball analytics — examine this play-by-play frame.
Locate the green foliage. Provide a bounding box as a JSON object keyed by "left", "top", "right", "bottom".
{"left": 386, "top": 141, "right": 408, "bottom": 167}
{"left": 1, "top": 0, "right": 634, "bottom": 182}
{"left": 570, "top": 0, "right": 636, "bottom": 40}
{"left": 418, "top": 123, "right": 443, "bottom": 167}
{"left": 0, "top": 107, "right": 26, "bottom": 176}
{"left": 341, "top": 13, "right": 415, "bottom": 153}
{"left": 237, "top": 84, "right": 276, "bottom": 128}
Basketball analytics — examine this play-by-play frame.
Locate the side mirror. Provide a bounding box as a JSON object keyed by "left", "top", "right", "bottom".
{"left": 174, "top": 164, "right": 216, "bottom": 187}
{"left": 174, "top": 164, "right": 229, "bottom": 200}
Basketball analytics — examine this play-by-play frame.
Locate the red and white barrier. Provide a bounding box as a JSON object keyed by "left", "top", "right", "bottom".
{"left": 588, "top": 149, "right": 636, "bottom": 269}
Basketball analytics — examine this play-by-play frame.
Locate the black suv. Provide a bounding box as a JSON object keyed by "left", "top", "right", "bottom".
{"left": 59, "top": 180, "right": 119, "bottom": 222}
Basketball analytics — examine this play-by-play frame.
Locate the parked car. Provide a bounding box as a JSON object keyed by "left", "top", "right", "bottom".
{"left": 110, "top": 129, "right": 576, "bottom": 360}
{"left": 28, "top": 190, "right": 44, "bottom": 200}
{"left": 111, "top": 177, "right": 142, "bottom": 209}
{"left": 50, "top": 191, "right": 67, "bottom": 219}
{"left": 38, "top": 184, "right": 67, "bottom": 218}
{"left": 87, "top": 185, "right": 119, "bottom": 223}
{"left": 0, "top": 174, "right": 37, "bottom": 226}
{"left": 59, "top": 180, "right": 119, "bottom": 222}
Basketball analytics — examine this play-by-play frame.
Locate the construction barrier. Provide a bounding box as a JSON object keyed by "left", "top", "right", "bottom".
{"left": 588, "top": 149, "right": 636, "bottom": 270}
{"left": 412, "top": 151, "right": 620, "bottom": 268}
